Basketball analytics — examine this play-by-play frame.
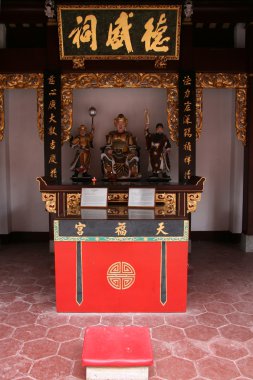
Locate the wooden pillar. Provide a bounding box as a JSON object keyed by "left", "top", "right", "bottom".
{"left": 180, "top": 18, "right": 194, "bottom": 71}
{"left": 242, "top": 22, "right": 253, "bottom": 250}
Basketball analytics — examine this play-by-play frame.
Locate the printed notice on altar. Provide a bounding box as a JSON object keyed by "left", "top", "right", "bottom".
{"left": 128, "top": 188, "right": 155, "bottom": 208}
{"left": 81, "top": 188, "right": 108, "bottom": 208}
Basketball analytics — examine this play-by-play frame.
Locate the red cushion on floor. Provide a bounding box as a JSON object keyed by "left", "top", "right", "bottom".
{"left": 82, "top": 326, "right": 153, "bottom": 367}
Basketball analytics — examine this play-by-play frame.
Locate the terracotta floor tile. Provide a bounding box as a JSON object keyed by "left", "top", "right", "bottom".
{"left": 219, "top": 324, "right": 253, "bottom": 342}
{"left": 205, "top": 301, "right": 236, "bottom": 314}
{"left": 196, "top": 356, "right": 240, "bottom": 380}
{"left": 71, "top": 359, "right": 86, "bottom": 379}
{"left": 225, "top": 311, "right": 253, "bottom": 327}
{"left": 209, "top": 337, "right": 248, "bottom": 359}
{"left": 188, "top": 292, "right": 215, "bottom": 304}
{"left": 21, "top": 337, "right": 59, "bottom": 360}
{"left": 47, "top": 324, "right": 81, "bottom": 342}
{"left": 0, "top": 323, "right": 14, "bottom": 339}
{"left": 0, "top": 337, "right": 22, "bottom": 358}
{"left": 4, "top": 311, "right": 38, "bottom": 327}
{"left": 233, "top": 301, "right": 253, "bottom": 314}
{"left": 151, "top": 338, "right": 172, "bottom": 360}
{"left": 101, "top": 314, "right": 133, "bottom": 326}
{"left": 240, "top": 291, "right": 253, "bottom": 302}
{"left": 152, "top": 324, "right": 185, "bottom": 343}
{"left": 18, "top": 285, "right": 43, "bottom": 295}
{"left": 59, "top": 338, "right": 83, "bottom": 360}
{"left": 214, "top": 292, "right": 241, "bottom": 303}
{"left": 246, "top": 338, "right": 253, "bottom": 354}
{"left": 185, "top": 324, "right": 219, "bottom": 341}
{"left": 29, "top": 301, "right": 55, "bottom": 314}
{"left": 172, "top": 338, "right": 208, "bottom": 360}
{"left": 0, "top": 284, "right": 19, "bottom": 293}
{"left": 196, "top": 312, "right": 228, "bottom": 328}
{"left": 0, "top": 355, "right": 32, "bottom": 380}
{"left": 69, "top": 314, "right": 101, "bottom": 327}
{"left": 30, "top": 356, "right": 73, "bottom": 380}
{"left": 23, "top": 292, "right": 53, "bottom": 303}
{"left": 3, "top": 300, "right": 30, "bottom": 313}
{"left": 0, "top": 292, "right": 20, "bottom": 303}
{"left": 133, "top": 314, "right": 165, "bottom": 327}
{"left": 155, "top": 356, "right": 197, "bottom": 380}
{"left": 35, "top": 277, "right": 55, "bottom": 287}
{"left": 164, "top": 313, "right": 196, "bottom": 328}
{"left": 12, "top": 277, "right": 36, "bottom": 286}
{"left": 13, "top": 324, "right": 48, "bottom": 342}
{"left": 196, "top": 284, "right": 225, "bottom": 294}
{"left": 186, "top": 303, "right": 206, "bottom": 316}
{"left": 236, "top": 356, "right": 253, "bottom": 378}
{"left": 37, "top": 312, "right": 69, "bottom": 327}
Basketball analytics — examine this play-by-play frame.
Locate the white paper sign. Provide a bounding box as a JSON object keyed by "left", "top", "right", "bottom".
{"left": 81, "top": 188, "right": 108, "bottom": 208}
{"left": 128, "top": 188, "right": 155, "bottom": 208}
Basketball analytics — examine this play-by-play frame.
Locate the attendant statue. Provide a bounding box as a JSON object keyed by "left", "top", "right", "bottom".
{"left": 70, "top": 124, "right": 94, "bottom": 181}
{"left": 101, "top": 114, "right": 140, "bottom": 180}
{"left": 145, "top": 122, "right": 171, "bottom": 179}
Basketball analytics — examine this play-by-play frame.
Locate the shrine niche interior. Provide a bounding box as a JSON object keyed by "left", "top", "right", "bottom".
{"left": 0, "top": 0, "right": 253, "bottom": 252}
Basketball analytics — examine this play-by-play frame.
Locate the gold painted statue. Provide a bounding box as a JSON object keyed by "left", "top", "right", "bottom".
{"left": 101, "top": 114, "right": 140, "bottom": 180}
{"left": 70, "top": 124, "right": 94, "bottom": 181}
{"left": 145, "top": 122, "right": 171, "bottom": 180}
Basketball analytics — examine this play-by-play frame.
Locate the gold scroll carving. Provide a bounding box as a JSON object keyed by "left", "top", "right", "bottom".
{"left": 37, "top": 88, "right": 44, "bottom": 141}
{"left": 0, "top": 90, "right": 4, "bottom": 142}
{"left": 67, "top": 193, "right": 81, "bottom": 216}
{"left": 187, "top": 193, "right": 202, "bottom": 213}
{"left": 167, "top": 88, "right": 179, "bottom": 142}
{"left": 155, "top": 193, "right": 176, "bottom": 215}
{"left": 155, "top": 56, "right": 169, "bottom": 69}
{"left": 236, "top": 88, "right": 247, "bottom": 145}
{"left": 196, "top": 73, "right": 247, "bottom": 145}
{"left": 108, "top": 193, "right": 129, "bottom": 203}
{"left": 73, "top": 58, "right": 85, "bottom": 69}
{"left": 41, "top": 192, "right": 57, "bottom": 213}
{"left": 107, "top": 207, "right": 128, "bottom": 217}
{"left": 0, "top": 74, "right": 44, "bottom": 142}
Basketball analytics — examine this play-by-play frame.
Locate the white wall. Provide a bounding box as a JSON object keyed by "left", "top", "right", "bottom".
{"left": 191, "top": 89, "right": 244, "bottom": 232}
{"left": 62, "top": 88, "right": 179, "bottom": 183}
{"left": 0, "top": 89, "right": 48, "bottom": 233}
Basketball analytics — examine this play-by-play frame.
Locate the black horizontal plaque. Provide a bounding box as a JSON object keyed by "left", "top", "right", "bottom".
{"left": 54, "top": 219, "right": 188, "bottom": 242}
{"left": 57, "top": 5, "right": 181, "bottom": 61}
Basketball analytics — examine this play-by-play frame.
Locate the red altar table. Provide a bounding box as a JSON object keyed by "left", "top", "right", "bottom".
{"left": 54, "top": 216, "right": 189, "bottom": 312}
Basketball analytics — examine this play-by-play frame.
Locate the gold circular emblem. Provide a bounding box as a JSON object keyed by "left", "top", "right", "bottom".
{"left": 107, "top": 261, "right": 136, "bottom": 290}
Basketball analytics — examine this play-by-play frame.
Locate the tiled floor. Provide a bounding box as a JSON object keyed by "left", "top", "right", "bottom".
{"left": 0, "top": 240, "right": 253, "bottom": 380}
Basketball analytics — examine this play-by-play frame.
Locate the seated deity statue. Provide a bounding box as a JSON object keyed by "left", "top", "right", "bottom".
{"left": 70, "top": 124, "right": 94, "bottom": 180}
{"left": 145, "top": 122, "right": 171, "bottom": 179}
{"left": 101, "top": 114, "right": 140, "bottom": 180}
